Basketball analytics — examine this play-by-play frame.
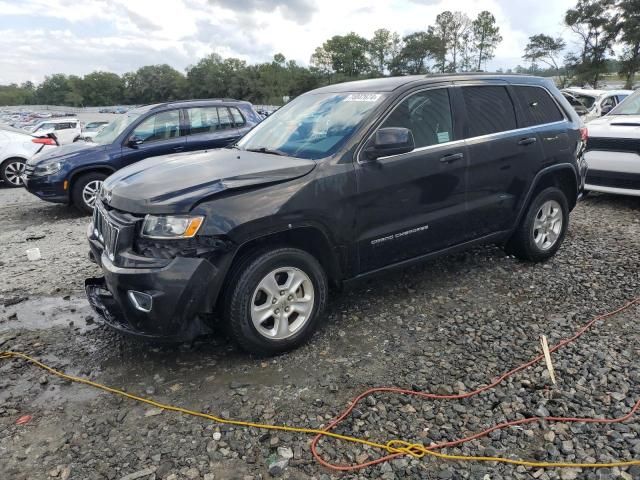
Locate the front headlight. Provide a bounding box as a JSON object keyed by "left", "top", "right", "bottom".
{"left": 33, "top": 161, "right": 62, "bottom": 176}
{"left": 141, "top": 215, "right": 204, "bottom": 239}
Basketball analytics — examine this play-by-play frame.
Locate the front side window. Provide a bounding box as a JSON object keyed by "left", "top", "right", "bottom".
{"left": 131, "top": 110, "right": 181, "bottom": 143}
{"left": 514, "top": 86, "right": 564, "bottom": 127}
{"left": 601, "top": 96, "right": 616, "bottom": 109}
{"left": 610, "top": 90, "right": 640, "bottom": 115}
{"left": 379, "top": 88, "right": 453, "bottom": 148}
{"left": 462, "top": 86, "right": 517, "bottom": 138}
{"left": 237, "top": 92, "right": 386, "bottom": 160}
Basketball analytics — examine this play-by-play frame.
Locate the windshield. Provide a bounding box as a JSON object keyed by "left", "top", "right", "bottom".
{"left": 237, "top": 92, "right": 386, "bottom": 160}
{"left": 93, "top": 113, "right": 140, "bottom": 145}
{"left": 609, "top": 90, "right": 640, "bottom": 115}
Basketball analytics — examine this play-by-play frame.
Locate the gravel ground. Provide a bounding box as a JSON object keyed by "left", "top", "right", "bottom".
{"left": 1, "top": 186, "right": 639, "bottom": 480}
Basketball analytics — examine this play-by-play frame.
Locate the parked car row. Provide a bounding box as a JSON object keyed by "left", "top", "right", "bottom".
{"left": 23, "top": 99, "right": 262, "bottom": 211}
{"left": 6, "top": 76, "right": 640, "bottom": 356}
{"left": 79, "top": 75, "right": 589, "bottom": 355}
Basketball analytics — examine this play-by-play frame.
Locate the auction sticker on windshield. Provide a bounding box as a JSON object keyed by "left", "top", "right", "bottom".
{"left": 344, "top": 93, "right": 382, "bottom": 102}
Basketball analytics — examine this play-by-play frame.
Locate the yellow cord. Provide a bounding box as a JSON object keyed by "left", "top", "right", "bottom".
{"left": 2, "top": 350, "right": 639, "bottom": 470}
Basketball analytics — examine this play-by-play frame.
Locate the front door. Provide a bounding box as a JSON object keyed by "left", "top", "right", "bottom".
{"left": 355, "top": 87, "right": 468, "bottom": 273}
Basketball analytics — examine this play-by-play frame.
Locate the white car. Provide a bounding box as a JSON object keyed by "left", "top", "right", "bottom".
{"left": 79, "top": 121, "right": 109, "bottom": 141}
{"left": 0, "top": 125, "right": 58, "bottom": 187}
{"left": 584, "top": 89, "right": 640, "bottom": 197}
{"left": 563, "top": 88, "right": 633, "bottom": 121}
{"left": 27, "top": 118, "right": 81, "bottom": 145}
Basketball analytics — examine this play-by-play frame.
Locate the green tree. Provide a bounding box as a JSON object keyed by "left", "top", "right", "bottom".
{"left": 390, "top": 30, "right": 441, "bottom": 75}
{"left": 321, "top": 33, "right": 371, "bottom": 77}
{"left": 124, "top": 65, "right": 186, "bottom": 104}
{"left": 618, "top": 0, "right": 640, "bottom": 89}
{"left": 367, "top": 29, "right": 399, "bottom": 75}
{"left": 565, "top": 0, "right": 619, "bottom": 88}
{"left": 433, "top": 11, "right": 455, "bottom": 72}
{"left": 523, "top": 34, "right": 568, "bottom": 86}
{"left": 472, "top": 11, "right": 502, "bottom": 71}
{"left": 79, "top": 71, "right": 124, "bottom": 106}
{"left": 36, "top": 74, "right": 74, "bottom": 105}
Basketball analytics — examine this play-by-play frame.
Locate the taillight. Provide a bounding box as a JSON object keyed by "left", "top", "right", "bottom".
{"left": 580, "top": 127, "right": 588, "bottom": 142}
{"left": 32, "top": 137, "right": 56, "bottom": 145}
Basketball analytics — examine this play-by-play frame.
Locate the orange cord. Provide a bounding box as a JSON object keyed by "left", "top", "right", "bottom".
{"left": 311, "top": 296, "right": 640, "bottom": 470}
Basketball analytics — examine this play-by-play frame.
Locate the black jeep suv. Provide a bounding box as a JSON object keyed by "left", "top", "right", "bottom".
{"left": 86, "top": 74, "right": 587, "bottom": 355}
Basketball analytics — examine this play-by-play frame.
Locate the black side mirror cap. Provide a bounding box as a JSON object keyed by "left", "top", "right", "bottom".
{"left": 364, "top": 127, "right": 415, "bottom": 161}
{"left": 127, "top": 135, "right": 144, "bottom": 148}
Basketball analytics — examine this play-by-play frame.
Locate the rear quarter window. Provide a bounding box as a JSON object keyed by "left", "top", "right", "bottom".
{"left": 461, "top": 86, "right": 517, "bottom": 138}
{"left": 514, "top": 86, "right": 564, "bottom": 127}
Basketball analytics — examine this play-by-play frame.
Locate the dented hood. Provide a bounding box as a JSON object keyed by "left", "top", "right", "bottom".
{"left": 101, "top": 148, "right": 316, "bottom": 214}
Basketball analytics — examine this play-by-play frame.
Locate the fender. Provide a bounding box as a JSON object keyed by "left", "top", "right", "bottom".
{"left": 69, "top": 164, "right": 117, "bottom": 183}
{"left": 511, "top": 163, "right": 578, "bottom": 232}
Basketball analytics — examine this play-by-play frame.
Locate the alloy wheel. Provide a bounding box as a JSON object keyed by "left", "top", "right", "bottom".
{"left": 82, "top": 180, "right": 103, "bottom": 209}
{"left": 4, "top": 161, "right": 26, "bottom": 186}
{"left": 533, "top": 199, "right": 563, "bottom": 251}
{"left": 250, "top": 267, "right": 315, "bottom": 340}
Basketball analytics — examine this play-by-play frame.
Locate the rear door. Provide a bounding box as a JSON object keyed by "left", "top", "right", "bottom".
{"left": 355, "top": 86, "right": 469, "bottom": 272}
{"left": 184, "top": 106, "right": 241, "bottom": 152}
{"left": 459, "top": 83, "right": 543, "bottom": 237}
{"left": 512, "top": 84, "right": 572, "bottom": 171}
{"left": 120, "top": 109, "right": 186, "bottom": 167}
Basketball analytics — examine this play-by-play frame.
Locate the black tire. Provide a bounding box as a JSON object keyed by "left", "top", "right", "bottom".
{"left": 1, "top": 158, "right": 26, "bottom": 188}
{"left": 71, "top": 172, "right": 107, "bottom": 214}
{"left": 224, "top": 247, "right": 328, "bottom": 355}
{"left": 506, "top": 187, "right": 569, "bottom": 262}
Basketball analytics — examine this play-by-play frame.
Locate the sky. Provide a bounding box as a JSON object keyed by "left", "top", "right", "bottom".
{"left": 0, "top": 0, "right": 579, "bottom": 84}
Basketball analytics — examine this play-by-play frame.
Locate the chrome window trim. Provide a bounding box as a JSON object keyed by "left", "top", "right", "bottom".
{"left": 357, "top": 82, "right": 570, "bottom": 164}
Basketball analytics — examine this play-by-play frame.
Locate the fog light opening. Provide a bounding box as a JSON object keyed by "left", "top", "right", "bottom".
{"left": 127, "top": 290, "right": 153, "bottom": 312}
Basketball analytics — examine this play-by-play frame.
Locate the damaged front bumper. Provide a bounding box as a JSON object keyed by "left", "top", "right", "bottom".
{"left": 85, "top": 249, "right": 220, "bottom": 342}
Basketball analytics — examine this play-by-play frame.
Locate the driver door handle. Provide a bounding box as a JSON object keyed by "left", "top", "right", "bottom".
{"left": 440, "top": 152, "right": 464, "bottom": 163}
{"left": 173, "top": 146, "right": 184, "bottom": 152}
{"left": 518, "top": 137, "right": 537, "bottom": 146}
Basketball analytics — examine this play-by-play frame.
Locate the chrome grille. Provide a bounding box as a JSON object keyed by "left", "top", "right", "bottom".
{"left": 24, "top": 165, "right": 35, "bottom": 179}
{"left": 93, "top": 204, "right": 120, "bottom": 261}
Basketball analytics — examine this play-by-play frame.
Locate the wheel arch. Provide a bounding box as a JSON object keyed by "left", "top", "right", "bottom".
{"left": 68, "top": 166, "right": 116, "bottom": 195}
{"left": 514, "top": 164, "right": 578, "bottom": 230}
{"left": 226, "top": 225, "right": 344, "bottom": 292}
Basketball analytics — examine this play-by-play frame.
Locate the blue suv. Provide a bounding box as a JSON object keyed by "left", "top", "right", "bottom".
{"left": 24, "top": 99, "right": 261, "bottom": 213}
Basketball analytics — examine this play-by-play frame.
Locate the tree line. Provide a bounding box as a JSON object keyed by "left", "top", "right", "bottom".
{"left": 523, "top": 0, "right": 640, "bottom": 88}
{"left": 1, "top": 0, "right": 638, "bottom": 107}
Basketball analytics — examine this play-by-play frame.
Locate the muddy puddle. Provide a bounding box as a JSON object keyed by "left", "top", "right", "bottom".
{"left": 0, "top": 295, "right": 96, "bottom": 333}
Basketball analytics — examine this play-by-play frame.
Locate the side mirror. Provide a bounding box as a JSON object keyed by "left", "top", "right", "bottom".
{"left": 364, "top": 127, "right": 415, "bottom": 161}
{"left": 127, "top": 135, "right": 144, "bottom": 148}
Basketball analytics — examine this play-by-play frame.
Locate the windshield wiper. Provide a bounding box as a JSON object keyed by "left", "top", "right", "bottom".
{"left": 245, "top": 147, "right": 287, "bottom": 156}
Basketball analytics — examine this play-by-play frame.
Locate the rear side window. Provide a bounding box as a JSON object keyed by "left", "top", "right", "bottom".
{"left": 187, "top": 107, "right": 219, "bottom": 135}
{"left": 217, "top": 107, "right": 234, "bottom": 130}
{"left": 380, "top": 88, "right": 454, "bottom": 149}
{"left": 230, "top": 107, "right": 245, "bottom": 127}
{"left": 461, "top": 86, "right": 517, "bottom": 138}
{"left": 514, "top": 86, "right": 564, "bottom": 127}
